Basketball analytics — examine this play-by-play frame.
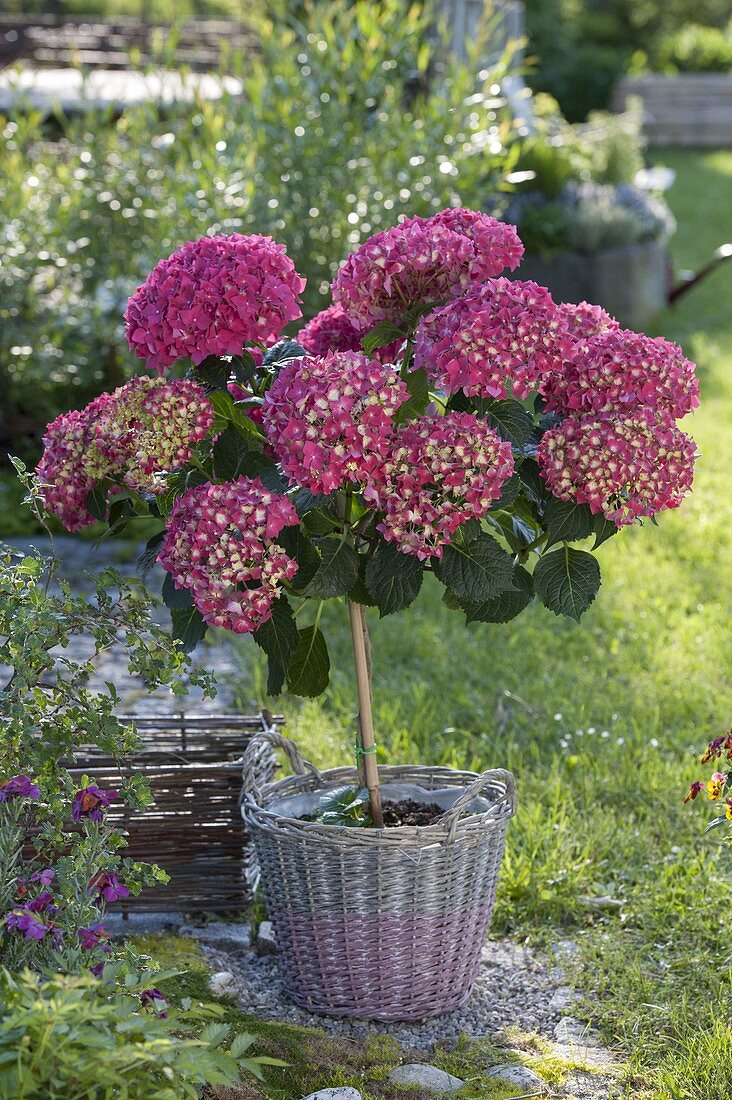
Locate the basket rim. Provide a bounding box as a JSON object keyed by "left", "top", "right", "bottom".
{"left": 242, "top": 761, "right": 515, "bottom": 847}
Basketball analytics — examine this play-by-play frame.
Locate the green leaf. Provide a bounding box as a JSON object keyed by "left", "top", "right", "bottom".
{"left": 533, "top": 546, "right": 601, "bottom": 622}
{"left": 212, "top": 427, "right": 258, "bottom": 481}
{"left": 364, "top": 542, "right": 423, "bottom": 617}
{"left": 86, "top": 483, "right": 112, "bottom": 521}
{"left": 261, "top": 339, "right": 306, "bottom": 368}
{"left": 434, "top": 528, "right": 515, "bottom": 603}
{"left": 394, "top": 367, "right": 430, "bottom": 425}
{"left": 235, "top": 451, "right": 289, "bottom": 493}
{"left": 489, "top": 473, "right": 522, "bottom": 511}
{"left": 192, "top": 355, "right": 232, "bottom": 391}
{"left": 461, "top": 565, "right": 534, "bottom": 624}
{"left": 477, "top": 398, "right": 535, "bottom": 446}
{"left": 593, "top": 513, "right": 618, "bottom": 549}
{"left": 253, "top": 596, "right": 299, "bottom": 675}
{"left": 544, "top": 498, "right": 595, "bottom": 548}
{"left": 517, "top": 459, "right": 548, "bottom": 506}
{"left": 170, "top": 604, "right": 208, "bottom": 652}
{"left": 209, "top": 391, "right": 265, "bottom": 442}
{"left": 302, "top": 537, "right": 359, "bottom": 598}
{"left": 137, "top": 531, "right": 165, "bottom": 579}
{"left": 361, "top": 320, "right": 405, "bottom": 355}
{"left": 278, "top": 527, "right": 321, "bottom": 590}
{"left": 286, "top": 625, "right": 330, "bottom": 697}
{"left": 162, "top": 572, "right": 194, "bottom": 611}
{"left": 265, "top": 656, "right": 286, "bottom": 696}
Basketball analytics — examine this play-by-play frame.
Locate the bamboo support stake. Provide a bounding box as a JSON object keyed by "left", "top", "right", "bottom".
{"left": 347, "top": 598, "right": 384, "bottom": 829}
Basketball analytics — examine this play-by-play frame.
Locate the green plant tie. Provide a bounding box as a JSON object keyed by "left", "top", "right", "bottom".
{"left": 354, "top": 738, "right": 377, "bottom": 762}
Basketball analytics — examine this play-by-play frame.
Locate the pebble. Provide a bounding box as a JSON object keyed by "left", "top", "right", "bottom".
{"left": 300, "top": 1090, "right": 362, "bottom": 1100}
{"left": 257, "top": 920, "right": 278, "bottom": 954}
{"left": 209, "top": 970, "right": 238, "bottom": 997}
{"left": 388, "top": 1063, "right": 464, "bottom": 1092}
{"left": 487, "top": 1063, "right": 547, "bottom": 1091}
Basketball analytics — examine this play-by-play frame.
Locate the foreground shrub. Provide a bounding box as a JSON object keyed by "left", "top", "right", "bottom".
{"left": 0, "top": 524, "right": 214, "bottom": 971}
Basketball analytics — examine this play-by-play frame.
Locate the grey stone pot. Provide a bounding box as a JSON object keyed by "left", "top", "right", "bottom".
{"left": 515, "top": 241, "right": 669, "bottom": 331}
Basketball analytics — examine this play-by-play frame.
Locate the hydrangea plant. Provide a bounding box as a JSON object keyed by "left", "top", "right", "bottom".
{"left": 34, "top": 211, "right": 699, "bottom": 827}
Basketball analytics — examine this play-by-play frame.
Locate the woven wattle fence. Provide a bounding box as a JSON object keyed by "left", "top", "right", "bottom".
{"left": 68, "top": 713, "right": 280, "bottom": 913}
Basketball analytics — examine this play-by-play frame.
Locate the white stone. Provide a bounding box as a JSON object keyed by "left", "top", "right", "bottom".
{"left": 388, "top": 1064, "right": 464, "bottom": 1093}
{"left": 300, "top": 1090, "right": 362, "bottom": 1100}
{"left": 549, "top": 985, "right": 577, "bottom": 1012}
{"left": 257, "top": 920, "right": 278, "bottom": 954}
{"left": 208, "top": 971, "right": 237, "bottom": 997}
{"left": 487, "top": 1064, "right": 547, "bottom": 1091}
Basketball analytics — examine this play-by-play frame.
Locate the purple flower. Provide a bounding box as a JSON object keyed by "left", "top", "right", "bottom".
{"left": 140, "top": 987, "right": 168, "bottom": 1017}
{"left": 0, "top": 775, "right": 40, "bottom": 803}
{"left": 25, "top": 892, "right": 56, "bottom": 914}
{"left": 89, "top": 960, "right": 107, "bottom": 979}
{"left": 5, "top": 908, "right": 49, "bottom": 941}
{"left": 72, "top": 785, "right": 118, "bottom": 822}
{"left": 79, "top": 923, "right": 109, "bottom": 951}
{"left": 90, "top": 872, "right": 129, "bottom": 904}
{"left": 30, "top": 868, "right": 55, "bottom": 886}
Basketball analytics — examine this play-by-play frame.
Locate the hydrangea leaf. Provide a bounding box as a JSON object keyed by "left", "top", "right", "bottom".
{"left": 253, "top": 597, "right": 300, "bottom": 684}
{"left": 460, "top": 565, "right": 534, "bottom": 624}
{"left": 170, "top": 604, "right": 208, "bottom": 653}
{"left": 394, "top": 368, "right": 430, "bottom": 425}
{"left": 475, "top": 398, "right": 535, "bottom": 446}
{"left": 543, "top": 498, "right": 596, "bottom": 548}
{"left": 364, "top": 542, "right": 423, "bottom": 617}
{"left": 361, "top": 320, "right": 405, "bottom": 355}
{"left": 302, "top": 537, "right": 359, "bottom": 598}
{"left": 534, "top": 546, "right": 601, "bottom": 622}
{"left": 278, "top": 527, "right": 322, "bottom": 591}
{"left": 286, "top": 625, "right": 330, "bottom": 697}
{"left": 434, "top": 528, "right": 515, "bottom": 602}
{"left": 593, "top": 513, "right": 619, "bottom": 549}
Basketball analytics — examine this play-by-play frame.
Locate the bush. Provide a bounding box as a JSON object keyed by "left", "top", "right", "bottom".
{"left": 656, "top": 22, "right": 732, "bottom": 73}
{"left": 0, "top": 508, "right": 214, "bottom": 972}
{"left": 0, "top": 966, "right": 280, "bottom": 1099}
{"left": 0, "top": 0, "right": 520, "bottom": 450}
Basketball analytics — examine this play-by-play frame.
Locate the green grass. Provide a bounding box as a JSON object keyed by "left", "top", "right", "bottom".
{"left": 229, "top": 149, "right": 732, "bottom": 1100}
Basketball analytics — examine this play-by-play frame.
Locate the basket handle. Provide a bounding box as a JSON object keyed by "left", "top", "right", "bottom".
{"left": 242, "top": 716, "right": 323, "bottom": 804}
{"left": 440, "top": 768, "right": 516, "bottom": 841}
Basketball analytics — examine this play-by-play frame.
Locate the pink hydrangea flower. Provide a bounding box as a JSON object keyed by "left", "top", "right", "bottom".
{"left": 124, "top": 234, "right": 306, "bottom": 373}
{"left": 332, "top": 209, "right": 523, "bottom": 326}
{"left": 364, "top": 411, "right": 515, "bottom": 559}
{"left": 37, "top": 378, "right": 214, "bottom": 529}
{"left": 298, "top": 304, "right": 404, "bottom": 363}
{"left": 557, "top": 301, "right": 619, "bottom": 341}
{"left": 539, "top": 327, "right": 700, "bottom": 418}
{"left": 36, "top": 393, "right": 117, "bottom": 532}
{"left": 536, "top": 409, "right": 696, "bottom": 526}
{"left": 158, "top": 477, "right": 299, "bottom": 634}
{"left": 88, "top": 376, "right": 215, "bottom": 493}
{"left": 414, "top": 278, "right": 571, "bottom": 400}
{"left": 262, "top": 351, "right": 409, "bottom": 494}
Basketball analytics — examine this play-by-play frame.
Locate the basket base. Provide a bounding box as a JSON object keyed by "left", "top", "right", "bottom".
{"left": 272, "top": 905, "right": 495, "bottom": 1022}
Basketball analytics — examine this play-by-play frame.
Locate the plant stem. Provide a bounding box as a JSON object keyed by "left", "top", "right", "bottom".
{"left": 347, "top": 599, "right": 384, "bottom": 829}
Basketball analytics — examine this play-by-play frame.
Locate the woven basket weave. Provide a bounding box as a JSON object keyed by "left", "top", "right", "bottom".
{"left": 241, "top": 729, "right": 516, "bottom": 1021}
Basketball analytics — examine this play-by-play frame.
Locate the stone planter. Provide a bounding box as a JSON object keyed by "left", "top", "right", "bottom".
{"left": 241, "top": 729, "right": 516, "bottom": 1022}
{"left": 515, "top": 241, "right": 669, "bottom": 330}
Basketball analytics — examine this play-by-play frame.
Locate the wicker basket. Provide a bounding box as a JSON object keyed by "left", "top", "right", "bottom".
{"left": 241, "top": 729, "right": 516, "bottom": 1021}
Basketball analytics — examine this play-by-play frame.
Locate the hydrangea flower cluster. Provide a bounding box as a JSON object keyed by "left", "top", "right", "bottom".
{"left": 262, "top": 351, "right": 409, "bottom": 494}
{"left": 125, "top": 233, "right": 305, "bottom": 373}
{"left": 332, "top": 210, "right": 523, "bottom": 325}
{"left": 298, "top": 304, "right": 403, "bottom": 363}
{"left": 539, "top": 327, "right": 700, "bottom": 418}
{"left": 87, "top": 376, "right": 215, "bottom": 494}
{"left": 557, "top": 300, "right": 619, "bottom": 341}
{"left": 536, "top": 409, "right": 696, "bottom": 526}
{"left": 37, "top": 378, "right": 214, "bottom": 529}
{"left": 414, "top": 278, "right": 572, "bottom": 399}
{"left": 36, "top": 394, "right": 117, "bottom": 532}
{"left": 364, "top": 412, "right": 515, "bottom": 559}
{"left": 158, "top": 477, "right": 299, "bottom": 633}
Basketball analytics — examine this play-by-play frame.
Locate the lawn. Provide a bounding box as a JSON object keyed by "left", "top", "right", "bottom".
{"left": 227, "top": 148, "right": 732, "bottom": 1099}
